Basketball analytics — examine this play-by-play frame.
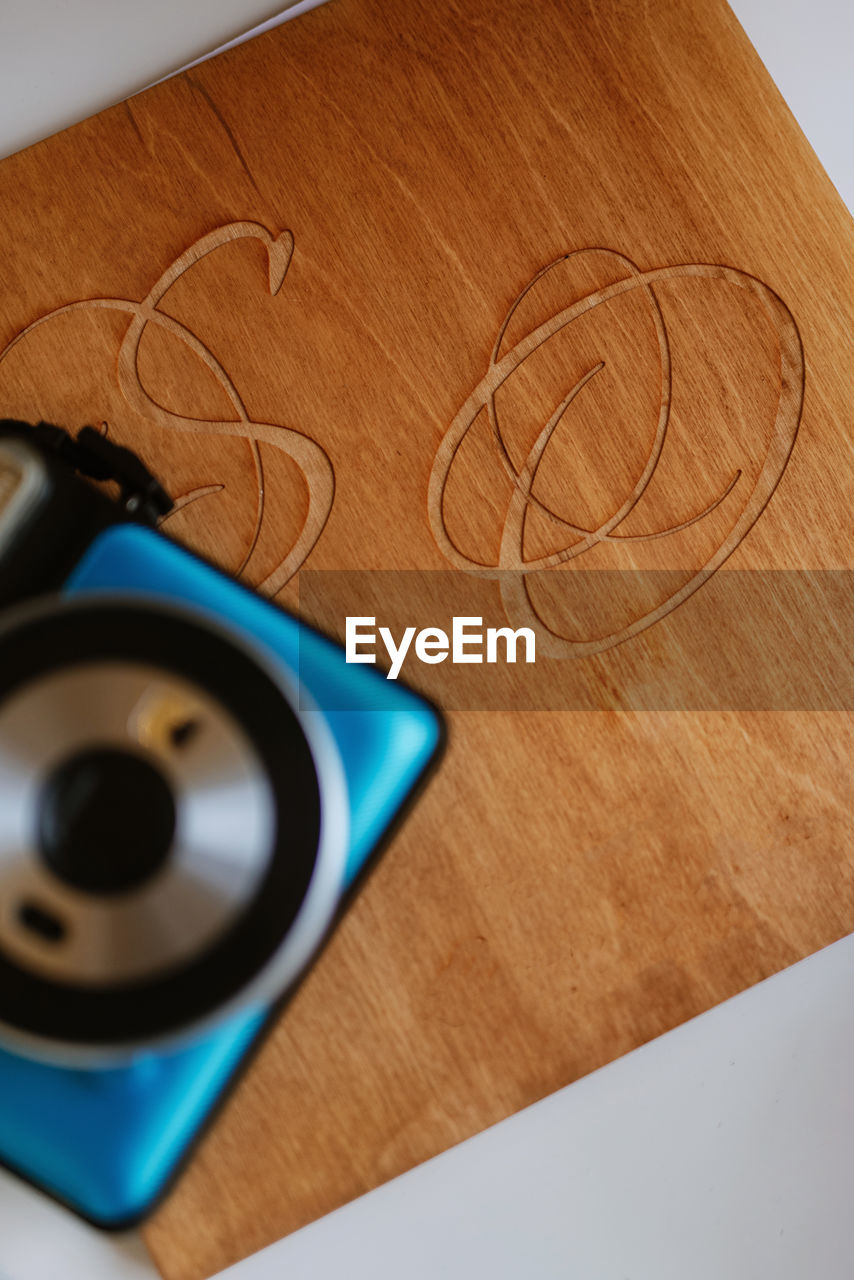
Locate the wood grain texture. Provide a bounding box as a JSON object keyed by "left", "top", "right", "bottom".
{"left": 1, "top": 0, "right": 853, "bottom": 1275}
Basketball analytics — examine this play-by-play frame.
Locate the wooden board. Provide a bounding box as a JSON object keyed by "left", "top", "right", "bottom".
{"left": 1, "top": 0, "right": 853, "bottom": 1274}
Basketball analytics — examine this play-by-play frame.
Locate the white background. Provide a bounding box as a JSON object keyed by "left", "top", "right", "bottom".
{"left": 0, "top": 3, "right": 852, "bottom": 1278}
{"left": 215, "top": 935, "right": 854, "bottom": 1280}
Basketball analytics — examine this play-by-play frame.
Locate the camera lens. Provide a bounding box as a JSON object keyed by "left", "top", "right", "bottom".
{"left": 38, "top": 748, "right": 176, "bottom": 895}
{"left": 0, "top": 596, "right": 345, "bottom": 1057}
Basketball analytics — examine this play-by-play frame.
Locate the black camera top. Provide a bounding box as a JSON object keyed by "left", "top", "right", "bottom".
{"left": 0, "top": 419, "right": 172, "bottom": 608}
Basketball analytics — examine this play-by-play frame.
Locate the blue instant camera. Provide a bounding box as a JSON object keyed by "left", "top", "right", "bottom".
{"left": 0, "top": 420, "right": 443, "bottom": 1227}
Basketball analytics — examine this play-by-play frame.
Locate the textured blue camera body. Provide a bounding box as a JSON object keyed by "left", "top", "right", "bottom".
{"left": 0, "top": 524, "right": 442, "bottom": 1226}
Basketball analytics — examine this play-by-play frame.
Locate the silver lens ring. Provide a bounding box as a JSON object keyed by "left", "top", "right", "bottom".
{"left": 0, "top": 661, "right": 277, "bottom": 985}
{"left": 0, "top": 593, "right": 349, "bottom": 1063}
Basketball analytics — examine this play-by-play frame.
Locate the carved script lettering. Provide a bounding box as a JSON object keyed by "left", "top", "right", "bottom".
{"left": 0, "top": 222, "right": 334, "bottom": 594}
{"left": 428, "top": 251, "right": 804, "bottom": 657}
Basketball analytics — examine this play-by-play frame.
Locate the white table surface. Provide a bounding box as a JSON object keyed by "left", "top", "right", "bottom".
{"left": 0, "top": 3, "right": 851, "bottom": 1278}
{"left": 214, "top": 934, "right": 854, "bottom": 1280}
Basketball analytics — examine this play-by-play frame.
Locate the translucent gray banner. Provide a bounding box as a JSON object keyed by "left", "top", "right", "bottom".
{"left": 296, "top": 570, "right": 854, "bottom": 711}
